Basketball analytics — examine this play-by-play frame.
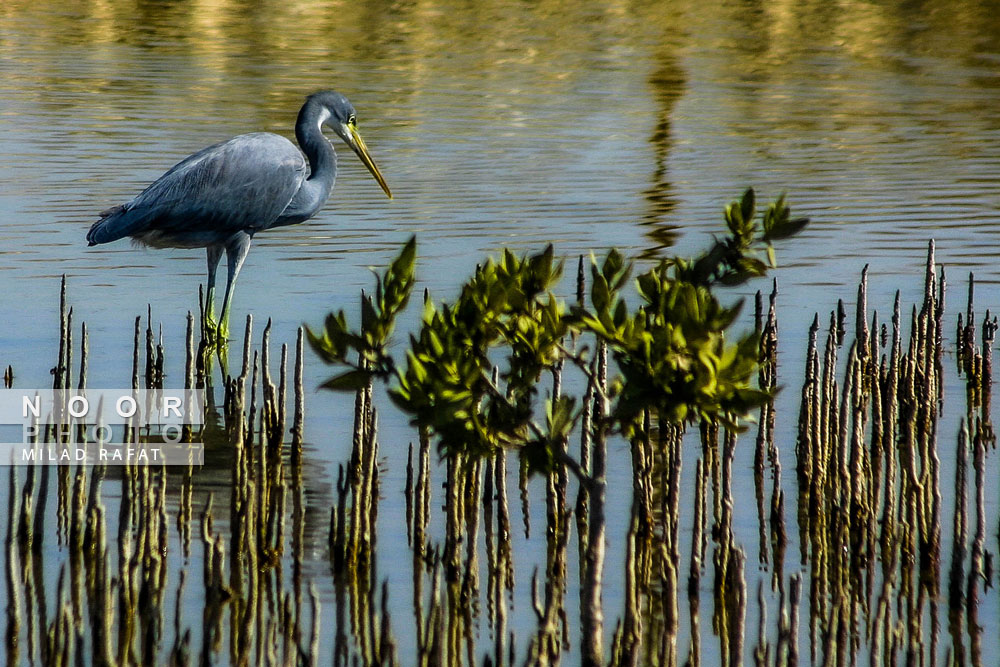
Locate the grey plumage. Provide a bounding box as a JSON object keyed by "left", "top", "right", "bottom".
{"left": 88, "top": 134, "right": 306, "bottom": 247}
{"left": 87, "top": 90, "right": 392, "bottom": 340}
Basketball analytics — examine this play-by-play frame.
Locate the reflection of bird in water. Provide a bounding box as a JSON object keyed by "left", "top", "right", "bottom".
{"left": 87, "top": 91, "right": 392, "bottom": 340}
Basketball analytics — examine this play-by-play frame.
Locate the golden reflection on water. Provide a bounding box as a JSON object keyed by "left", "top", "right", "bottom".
{"left": 2, "top": 0, "right": 1000, "bottom": 282}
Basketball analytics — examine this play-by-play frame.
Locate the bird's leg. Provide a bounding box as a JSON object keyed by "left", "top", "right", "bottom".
{"left": 217, "top": 233, "right": 252, "bottom": 342}
{"left": 205, "top": 246, "right": 223, "bottom": 339}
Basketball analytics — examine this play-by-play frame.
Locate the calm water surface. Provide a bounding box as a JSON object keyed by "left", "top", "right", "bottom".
{"left": 2, "top": 0, "right": 1000, "bottom": 662}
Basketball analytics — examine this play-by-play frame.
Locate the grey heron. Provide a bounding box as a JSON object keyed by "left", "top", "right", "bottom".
{"left": 87, "top": 90, "right": 392, "bottom": 340}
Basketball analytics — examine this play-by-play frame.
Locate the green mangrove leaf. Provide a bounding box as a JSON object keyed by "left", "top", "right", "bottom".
{"left": 321, "top": 369, "right": 373, "bottom": 392}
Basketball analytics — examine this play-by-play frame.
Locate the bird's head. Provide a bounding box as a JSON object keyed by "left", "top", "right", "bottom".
{"left": 309, "top": 90, "right": 392, "bottom": 199}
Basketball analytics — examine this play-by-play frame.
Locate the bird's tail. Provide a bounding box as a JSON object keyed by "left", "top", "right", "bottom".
{"left": 87, "top": 204, "right": 147, "bottom": 246}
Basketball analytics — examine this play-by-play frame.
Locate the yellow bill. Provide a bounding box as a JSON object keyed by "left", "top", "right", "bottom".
{"left": 347, "top": 124, "right": 392, "bottom": 199}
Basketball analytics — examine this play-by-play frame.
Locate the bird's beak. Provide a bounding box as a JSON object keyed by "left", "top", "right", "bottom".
{"left": 345, "top": 123, "right": 392, "bottom": 199}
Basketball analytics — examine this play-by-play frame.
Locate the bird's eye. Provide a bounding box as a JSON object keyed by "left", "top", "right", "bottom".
{"left": 348, "top": 115, "right": 356, "bottom": 125}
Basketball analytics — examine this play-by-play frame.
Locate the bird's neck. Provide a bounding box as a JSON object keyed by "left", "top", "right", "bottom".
{"left": 295, "top": 101, "right": 338, "bottom": 192}
{"left": 277, "top": 101, "right": 339, "bottom": 224}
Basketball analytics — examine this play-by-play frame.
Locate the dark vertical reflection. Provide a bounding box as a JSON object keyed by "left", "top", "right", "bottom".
{"left": 639, "top": 47, "right": 684, "bottom": 259}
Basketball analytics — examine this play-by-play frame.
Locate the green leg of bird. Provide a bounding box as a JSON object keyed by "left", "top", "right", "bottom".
{"left": 204, "top": 286, "right": 220, "bottom": 342}
{"left": 205, "top": 246, "right": 223, "bottom": 344}
{"left": 217, "top": 305, "right": 231, "bottom": 343}
{"left": 216, "top": 234, "right": 251, "bottom": 346}
{"left": 216, "top": 274, "right": 238, "bottom": 344}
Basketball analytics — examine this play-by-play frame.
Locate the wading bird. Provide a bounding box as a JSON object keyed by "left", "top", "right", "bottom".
{"left": 87, "top": 91, "right": 392, "bottom": 340}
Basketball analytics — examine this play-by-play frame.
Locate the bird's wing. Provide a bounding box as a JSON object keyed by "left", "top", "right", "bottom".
{"left": 88, "top": 133, "right": 306, "bottom": 245}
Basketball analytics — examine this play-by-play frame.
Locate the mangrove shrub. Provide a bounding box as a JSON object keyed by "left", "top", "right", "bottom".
{"left": 307, "top": 188, "right": 808, "bottom": 473}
